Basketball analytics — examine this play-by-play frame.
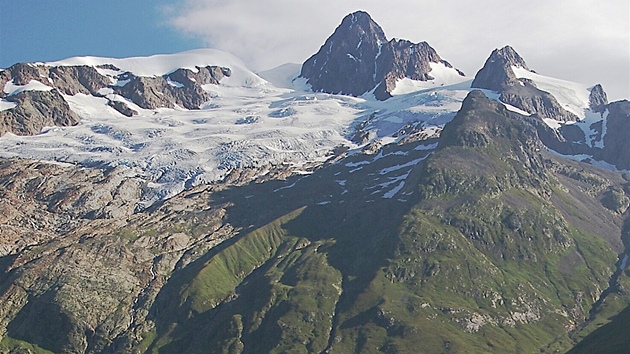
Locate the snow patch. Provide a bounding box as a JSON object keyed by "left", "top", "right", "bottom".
{"left": 4, "top": 80, "right": 53, "bottom": 96}
{"left": 414, "top": 142, "right": 438, "bottom": 151}
{"left": 0, "top": 99, "right": 17, "bottom": 111}
{"left": 549, "top": 150, "right": 625, "bottom": 171}
{"left": 379, "top": 157, "right": 426, "bottom": 175}
{"left": 542, "top": 118, "right": 563, "bottom": 130}
{"left": 383, "top": 181, "right": 405, "bottom": 199}
{"left": 390, "top": 62, "right": 469, "bottom": 96}
{"left": 257, "top": 63, "right": 302, "bottom": 89}
{"left": 166, "top": 78, "right": 185, "bottom": 88}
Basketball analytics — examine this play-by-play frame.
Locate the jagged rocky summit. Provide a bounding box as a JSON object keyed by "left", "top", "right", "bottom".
{"left": 300, "top": 11, "right": 465, "bottom": 100}
{"left": 471, "top": 45, "right": 608, "bottom": 121}
{"left": 469, "top": 46, "right": 630, "bottom": 171}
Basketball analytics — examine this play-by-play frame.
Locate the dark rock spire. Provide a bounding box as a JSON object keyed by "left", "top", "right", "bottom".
{"left": 300, "top": 11, "right": 464, "bottom": 100}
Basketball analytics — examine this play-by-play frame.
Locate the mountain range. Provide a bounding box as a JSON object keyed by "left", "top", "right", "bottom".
{"left": 0, "top": 10, "right": 629, "bottom": 354}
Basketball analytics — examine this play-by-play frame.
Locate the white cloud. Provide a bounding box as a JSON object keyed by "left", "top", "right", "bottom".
{"left": 168, "top": 0, "right": 629, "bottom": 100}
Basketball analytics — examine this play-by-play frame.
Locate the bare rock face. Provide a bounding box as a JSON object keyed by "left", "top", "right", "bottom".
{"left": 0, "top": 63, "right": 50, "bottom": 99}
{"left": 500, "top": 81, "right": 579, "bottom": 121}
{"left": 300, "top": 11, "right": 387, "bottom": 97}
{"left": 300, "top": 11, "right": 463, "bottom": 100}
{"left": 0, "top": 89, "right": 80, "bottom": 136}
{"left": 588, "top": 84, "right": 608, "bottom": 113}
{"left": 374, "top": 40, "right": 463, "bottom": 100}
{"left": 0, "top": 64, "right": 95, "bottom": 136}
{"left": 49, "top": 65, "right": 111, "bottom": 96}
{"left": 472, "top": 46, "right": 578, "bottom": 121}
{"left": 0, "top": 60, "right": 232, "bottom": 136}
{"left": 113, "top": 65, "right": 231, "bottom": 110}
{"left": 107, "top": 100, "right": 138, "bottom": 117}
{"left": 113, "top": 75, "right": 208, "bottom": 109}
{"left": 471, "top": 46, "right": 529, "bottom": 91}
{"left": 533, "top": 99, "right": 630, "bottom": 171}
{"left": 601, "top": 100, "right": 630, "bottom": 170}
{"left": 167, "top": 65, "right": 232, "bottom": 86}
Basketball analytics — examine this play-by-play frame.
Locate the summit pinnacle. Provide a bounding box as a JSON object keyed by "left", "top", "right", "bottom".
{"left": 300, "top": 11, "right": 464, "bottom": 100}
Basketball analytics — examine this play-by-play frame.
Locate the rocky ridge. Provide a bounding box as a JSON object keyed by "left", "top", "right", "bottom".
{"left": 0, "top": 89, "right": 80, "bottom": 136}
{"left": 300, "top": 11, "right": 464, "bottom": 100}
{"left": 472, "top": 45, "right": 581, "bottom": 121}
{"left": 536, "top": 100, "right": 630, "bottom": 170}
{"left": 0, "top": 62, "right": 231, "bottom": 136}
{"left": 588, "top": 83, "right": 608, "bottom": 113}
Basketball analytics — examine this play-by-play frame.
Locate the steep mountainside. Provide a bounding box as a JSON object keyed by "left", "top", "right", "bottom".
{"left": 568, "top": 304, "right": 630, "bottom": 354}
{"left": 136, "top": 91, "right": 630, "bottom": 353}
{"left": 1, "top": 10, "right": 629, "bottom": 354}
{"left": 2, "top": 91, "right": 628, "bottom": 353}
{"left": 300, "top": 11, "right": 465, "bottom": 100}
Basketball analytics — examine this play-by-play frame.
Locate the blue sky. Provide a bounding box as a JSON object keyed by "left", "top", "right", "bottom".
{"left": 0, "top": 1, "right": 202, "bottom": 66}
{"left": 1, "top": 1, "right": 628, "bottom": 100}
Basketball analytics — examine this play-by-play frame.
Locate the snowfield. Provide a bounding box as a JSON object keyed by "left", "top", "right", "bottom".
{"left": 391, "top": 62, "right": 469, "bottom": 96}
{"left": 0, "top": 49, "right": 612, "bottom": 206}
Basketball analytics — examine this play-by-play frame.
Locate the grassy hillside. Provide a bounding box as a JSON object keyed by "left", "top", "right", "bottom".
{"left": 138, "top": 91, "right": 628, "bottom": 353}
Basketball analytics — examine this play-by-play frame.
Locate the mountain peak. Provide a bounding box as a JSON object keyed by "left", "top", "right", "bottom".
{"left": 471, "top": 46, "right": 579, "bottom": 122}
{"left": 471, "top": 45, "right": 529, "bottom": 91}
{"left": 300, "top": 11, "right": 464, "bottom": 99}
{"left": 492, "top": 45, "right": 529, "bottom": 70}
{"left": 589, "top": 83, "right": 608, "bottom": 112}
{"left": 299, "top": 11, "right": 387, "bottom": 97}
{"left": 335, "top": 10, "right": 387, "bottom": 44}
{"left": 342, "top": 10, "right": 378, "bottom": 28}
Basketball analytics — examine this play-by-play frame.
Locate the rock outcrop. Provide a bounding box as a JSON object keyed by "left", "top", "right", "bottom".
{"left": 600, "top": 100, "right": 630, "bottom": 169}
{"left": 300, "top": 11, "right": 464, "bottom": 100}
{"left": 470, "top": 45, "right": 529, "bottom": 91}
{"left": 49, "top": 65, "right": 111, "bottom": 96}
{"left": 530, "top": 99, "right": 630, "bottom": 171}
{"left": 472, "top": 46, "right": 578, "bottom": 121}
{"left": 0, "top": 89, "right": 80, "bottom": 136}
{"left": 373, "top": 40, "right": 464, "bottom": 100}
{"left": 500, "top": 81, "right": 579, "bottom": 121}
{"left": 113, "top": 65, "right": 231, "bottom": 110}
{"left": 0, "top": 61, "right": 232, "bottom": 136}
{"left": 588, "top": 84, "right": 608, "bottom": 113}
{"left": 167, "top": 66, "right": 231, "bottom": 87}
{"left": 107, "top": 100, "right": 138, "bottom": 117}
{"left": 0, "top": 63, "right": 50, "bottom": 95}
{"left": 113, "top": 75, "right": 210, "bottom": 110}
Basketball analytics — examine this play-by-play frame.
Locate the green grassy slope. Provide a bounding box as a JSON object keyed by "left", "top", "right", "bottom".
{"left": 141, "top": 91, "right": 627, "bottom": 353}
